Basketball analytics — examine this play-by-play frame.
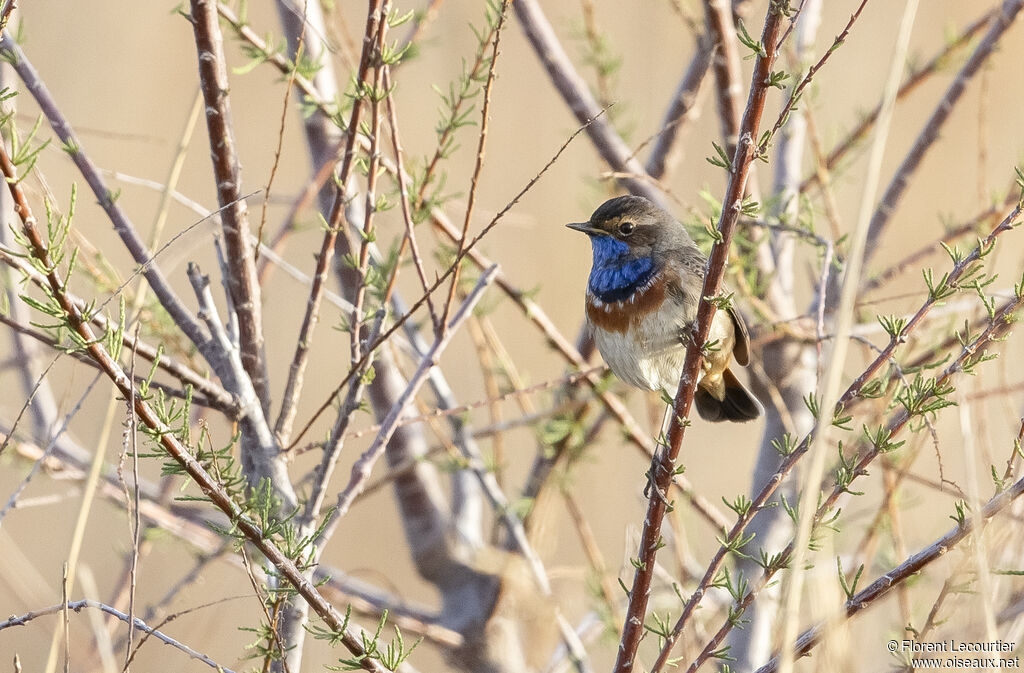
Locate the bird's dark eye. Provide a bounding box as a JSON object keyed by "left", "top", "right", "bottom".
{"left": 618, "top": 221, "right": 635, "bottom": 236}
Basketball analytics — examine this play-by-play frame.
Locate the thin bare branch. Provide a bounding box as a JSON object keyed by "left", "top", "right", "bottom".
{"left": 0, "top": 600, "right": 238, "bottom": 672}
{"left": 440, "top": 0, "right": 509, "bottom": 331}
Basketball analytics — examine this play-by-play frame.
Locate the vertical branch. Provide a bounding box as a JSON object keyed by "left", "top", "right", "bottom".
{"left": 379, "top": 69, "right": 437, "bottom": 325}
{"left": 349, "top": 2, "right": 391, "bottom": 362}
{"left": 273, "top": 0, "right": 343, "bottom": 213}
{"left": 189, "top": 0, "right": 270, "bottom": 410}
{"left": 613, "top": 5, "right": 789, "bottom": 672}
{"left": 703, "top": 0, "right": 745, "bottom": 155}
{"left": 122, "top": 332, "right": 142, "bottom": 669}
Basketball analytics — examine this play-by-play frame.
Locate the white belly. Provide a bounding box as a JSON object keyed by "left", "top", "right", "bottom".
{"left": 592, "top": 306, "right": 737, "bottom": 395}
{"left": 592, "top": 309, "right": 688, "bottom": 394}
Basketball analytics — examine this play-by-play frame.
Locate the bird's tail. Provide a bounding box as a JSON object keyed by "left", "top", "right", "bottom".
{"left": 695, "top": 367, "right": 762, "bottom": 423}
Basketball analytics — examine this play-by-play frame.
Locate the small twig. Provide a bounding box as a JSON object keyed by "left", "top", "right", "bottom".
{"left": 0, "top": 352, "right": 59, "bottom": 461}
{"left": 0, "top": 372, "right": 100, "bottom": 522}
{"left": 803, "top": 105, "right": 844, "bottom": 240}
{"left": 562, "top": 489, "right": 620, "bottom": 624}
{"left": 411, "top": 5, "right": 502, "bottom": 219}
{"left": 439, "top": 0, "right": 509, "bottom": 332}
{"left": 255, "top": 0, "right": 306, "bottom": 264}
{"left": 239, "top": 546, "right": 293, "bottom": 672}
{"left": 60, "top": 566, "right": 70, "bottom": 673}
{"left": 124, "top": 328, "right": 142, "bottom": 671}
{"left": 378, "top": 67, "right": 437, "bottom": 325}
{"left": 0, "top": 600, "right": 238, "bottom": 672}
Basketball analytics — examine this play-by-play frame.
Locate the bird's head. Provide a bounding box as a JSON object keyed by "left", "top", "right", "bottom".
{"left": 566, "top": 195, "right": 687, "bottom": 267}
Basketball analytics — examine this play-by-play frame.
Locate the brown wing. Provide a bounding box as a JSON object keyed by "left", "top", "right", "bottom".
{"left": 728, "top": 305, "right": 750, "bottom": 366}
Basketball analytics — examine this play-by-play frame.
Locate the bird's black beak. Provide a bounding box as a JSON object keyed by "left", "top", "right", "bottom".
{"left": 566, "top": 221, "right": 600, "bottom": 235}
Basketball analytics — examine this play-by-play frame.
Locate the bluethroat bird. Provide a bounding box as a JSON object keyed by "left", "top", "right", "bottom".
{"left": 567, "top": 195, "right": 762, "bottom": 422}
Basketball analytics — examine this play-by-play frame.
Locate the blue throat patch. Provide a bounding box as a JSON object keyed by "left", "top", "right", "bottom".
{"left": 587, "top": 235, "right": 656, "bottom": 303}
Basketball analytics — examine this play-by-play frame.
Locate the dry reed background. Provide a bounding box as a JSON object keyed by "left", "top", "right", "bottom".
{"left": 0, "top": 1, "right": 1023, "bottom": 671}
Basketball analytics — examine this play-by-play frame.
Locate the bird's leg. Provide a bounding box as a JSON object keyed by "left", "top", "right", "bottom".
{"left": 643, "top": 454, "right": 672, "bottom": 507}
{"left": 679, "top": 318, "right": 700, "bottom": 348}
{"left": 643, "top": 404, "right": 675, "bottom": 508}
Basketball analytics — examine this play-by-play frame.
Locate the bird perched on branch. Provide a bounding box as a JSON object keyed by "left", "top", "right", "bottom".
{"left": 567, "top": 195, "right": 762, "bottom": 422}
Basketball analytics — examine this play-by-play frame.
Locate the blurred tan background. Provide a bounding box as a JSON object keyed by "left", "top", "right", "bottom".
{"left": 1, "top": 0, "right": 1023, "bottom": 670}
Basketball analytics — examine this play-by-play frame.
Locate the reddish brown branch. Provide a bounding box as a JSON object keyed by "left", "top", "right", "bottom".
{"left": 650, "top": 204, "right": 1022, "bottom": 671}
{"left": 189, "top": 0, "right": 270, "bottom": 410}
{"left": 613, "top": 5, "right": 789, "bottom": 672}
